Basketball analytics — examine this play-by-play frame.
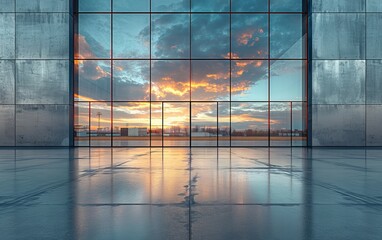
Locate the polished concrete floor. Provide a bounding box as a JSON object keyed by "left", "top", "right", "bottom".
{"left": 0, "top": 148, "right": 382, "bottom": 240}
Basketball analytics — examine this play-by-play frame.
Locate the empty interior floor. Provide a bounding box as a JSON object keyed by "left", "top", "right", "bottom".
{"left": 0, "top": 148, "right": 382, "bottom": 240}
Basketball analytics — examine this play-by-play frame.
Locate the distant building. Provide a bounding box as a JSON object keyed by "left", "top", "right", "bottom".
{"left": 192, "top": 132, "right": 212, "bottom": 137}
{"left": 121, "top": 128, "right": 148, "bottom": 137}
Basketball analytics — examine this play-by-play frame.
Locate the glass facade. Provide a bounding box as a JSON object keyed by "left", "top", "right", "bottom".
{"left": 74, "top": 0, "right": 308, "bottom": 147}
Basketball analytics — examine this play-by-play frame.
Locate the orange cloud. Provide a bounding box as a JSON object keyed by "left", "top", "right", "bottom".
{"left": 114, "top": 65, "right": 124, "bottom": 71}
{"left": 75, "top": 34, "right": 94, "bottom": 60}
{"left": 237, "top": 32, "right": 253, "bottom": 45}
{"left": 234, "top": 113, "right": 279, "bottom": 125}
{"left": 94, "top": 65, "right": 110, "bottom": 79}
{"left": 74, "top": 94, "right": 97, "bottom": 102}
{"left": 151, "top": 81, "right": 190, "bottom": 100}
{"left": 236, "top": 69, "right": 244, "bottom": 76}
{"left": 234, "top": 60, "right": 263, "bottom": 68}
{"left": 223, "top": 52, "right": 240, "bottom": 59}
{"left": 231, "top": 80, "right": 251, "bottom": 93}
{"left": 206, "top": 72, "right": 229, "bottom": 80}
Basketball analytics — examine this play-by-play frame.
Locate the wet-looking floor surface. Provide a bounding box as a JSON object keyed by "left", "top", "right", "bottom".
{"left": 0, "top": 148, "right": 382, "bottom": 240}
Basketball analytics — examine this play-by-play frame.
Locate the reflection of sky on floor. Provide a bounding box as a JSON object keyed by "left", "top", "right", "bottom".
{"left": 1, "top": 148, "right": 382, "bottom": 239}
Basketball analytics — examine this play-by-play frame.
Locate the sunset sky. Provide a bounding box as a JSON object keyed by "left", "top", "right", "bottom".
{"left": 75, "top": 0, "right": 306, "bottom": 133}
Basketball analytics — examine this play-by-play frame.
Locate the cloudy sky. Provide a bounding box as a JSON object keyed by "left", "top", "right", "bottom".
{"left": 75, "top": 0, "right": 306, "bottom": 132}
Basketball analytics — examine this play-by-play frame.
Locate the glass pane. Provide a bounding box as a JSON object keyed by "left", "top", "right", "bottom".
{"left": 151, "top": 60, "right": 190, "bottom": 101}
{"left": 270, "top": 102, "right": 291, "bottom": 146}
{"left": 191, "top": 60, "right": 229, "bottom": 101}
{"left": 113, "top": 0, "right": 149, "bottom": 12}
{"left": 163, "top": 103, "right": 190, "bottom": 146}
{"left": 270, "top": 0, "right": 303, "bottom": 12}
{"left": 191, "top": 103, "right": 217, "bottom": 146}
{"left": 152, "top": 0, "right": 189, "bottom": 12}
{"left": 231, "top": 60, "right": 268, "bottom": 101}
{"left": 231, "top": 102, "right": 268, "bottom": 146}
{"left": 113, "top": 60, "right": 150, "bottom": 101}
{"left": 218, "top": 102, "right": 230, "bottom": 146}
{"left": 90, "top": 102, "right": 111, "bottom": 146}
{"left": 152, "top": 14, "right": 190, "bottom": 59}
{"left": 74, "top": 102, "right": 89, "bottom": 146}
{"left": 270, "top": 14, "right": 304, "bottom": 59}
{"left": 77, "top": 14, "right": 111, "bottom": 59}
{"left": 76, "top": 60, "right": 111, "bottom": 101}
{"left": 270, "top": 60, "right": 304, "bottom": 101}
{"left": 191, "top": 14, "right": 229, "bottom": 59}
{"left": 232, "top": 0, "right": 268, "bottom": 12}
{"left": 232, "top": 14, "right": 268, "bottom": 59}
{"left": 191, "top": 0, "right": 229, "bottom": 12}
{"left": 79, "top": 0, "right": 111, "bottom": 12}
{"left": 292, "top": 102, "right": 307, "bottom": 146}
{"left": 113, "top": 14, "right": 149, "bottom": 58}
{"left": 151, "top": 102, "right": 163, "bottom": 146}
{"left": 113, "top": 102, "right": 150, "bottom": 146}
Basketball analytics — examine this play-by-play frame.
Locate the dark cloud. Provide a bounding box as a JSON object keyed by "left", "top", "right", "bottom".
{"left": 191, "top": 60, "right": 230, "bottom": 100}
{"left": 151, "top": 60, "right": 190, "bottom": 101}
{"left": 191, "top": 14, "right": 230, "bottom": 58}
{"left": 152, "top": 0, "right": 189, "bottom": 12}
{"left": 113, "top": 0, "right": 150, "bottom": 12}
{"left": 231, "top": 103, "right": 269, "bottom": 130}
{"left": 79, "top": 0, "right": 111, "bottom": 12}
{"left": 232, "top": 14, "right": 268, "bottom": 59}
{"left": 152, "top": 14, "right": 190, "bottom": 58}
{"left": 191, "top": 0, "right": 229, "bottom": 12}
{"left": 77, "top": 60, "right": 111, "bottom": 101}
{"left": 232, "top": 0, "right": 268, "bottom": 12}
{"left": 270, "top": 0, "right": 303, "bottom": 12}
{"left": 113, "top": 60, "right": 150, "bottom": 101}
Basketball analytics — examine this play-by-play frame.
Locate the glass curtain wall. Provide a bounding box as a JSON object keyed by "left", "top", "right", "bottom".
{"left": 74, "top": 0, "right": 308, "bottom": 147}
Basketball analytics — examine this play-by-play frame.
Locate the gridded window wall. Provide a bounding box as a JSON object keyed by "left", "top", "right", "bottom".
{"left": 74, "top": 0, "right": 308, "bottom": 147}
